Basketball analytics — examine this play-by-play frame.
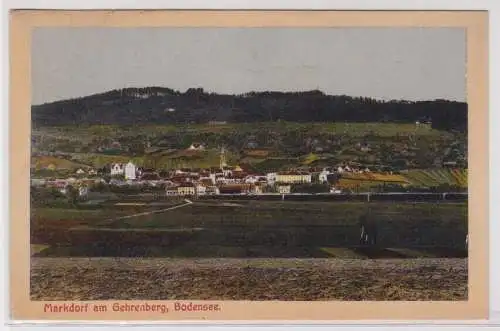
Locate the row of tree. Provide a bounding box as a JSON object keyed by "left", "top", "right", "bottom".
{"left": 32, "top": 87, "right": 467, "bottom": 132}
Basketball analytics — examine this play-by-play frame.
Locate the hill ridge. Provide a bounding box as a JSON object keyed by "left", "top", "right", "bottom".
{"left": 32, "top": 87, "right": 467, "bottom": 131}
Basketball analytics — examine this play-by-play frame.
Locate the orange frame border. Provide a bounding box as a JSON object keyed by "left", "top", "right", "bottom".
{"left": 9, "top": 10, "right": 489, "bottom": 321}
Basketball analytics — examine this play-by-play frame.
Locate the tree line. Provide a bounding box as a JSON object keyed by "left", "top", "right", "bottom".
{"left": 32, "top": 87, "right": 467, "bottom": 132}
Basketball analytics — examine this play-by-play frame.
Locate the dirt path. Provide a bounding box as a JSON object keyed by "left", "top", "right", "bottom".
{"left": 105, "top": 199, "right": 193, "bottom": 222}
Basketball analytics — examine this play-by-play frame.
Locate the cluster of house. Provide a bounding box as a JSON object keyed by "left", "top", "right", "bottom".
{"left": 31, "top": 177, "right": 92, "bottom": 197}
{"left": 32, "top": 159, "right": 376, "bottom": 197}
{"left": 98, "top": 161, "right": 371, "bottom": 196}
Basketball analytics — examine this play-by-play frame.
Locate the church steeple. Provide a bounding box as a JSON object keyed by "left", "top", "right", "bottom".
{"left": 220, "top": 147, "right": 227, "bottom": 170}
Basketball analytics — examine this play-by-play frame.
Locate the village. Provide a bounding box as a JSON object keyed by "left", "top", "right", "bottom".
{"left": 30, "top": 133, "right": 469, "bottom": 201}
{"left": 31, "top": 143, "right": 411, "bottom": 200}
{"left": 30, "top": 156, "right": 375, "bottom": 199}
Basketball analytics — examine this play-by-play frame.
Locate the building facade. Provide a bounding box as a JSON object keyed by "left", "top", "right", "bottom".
{"left": 275, "top": 172, "right": 312, "bottom": 184}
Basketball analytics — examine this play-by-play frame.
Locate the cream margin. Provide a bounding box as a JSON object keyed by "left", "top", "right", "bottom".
{"left": 9, "top": 10, "right": 489, "bottom": 321}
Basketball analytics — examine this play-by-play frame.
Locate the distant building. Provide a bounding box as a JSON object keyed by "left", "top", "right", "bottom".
{"left": 75, "top": 168, "right": 86, "bottom": 175}
{"left": 276, "top": 171, "right": 312, "bottom": 184}
{"left": 318, "top": 170, "right": 330, "bottom": 183}
{"left": 277, "top": 185, "right": 291, "bottom": 194}
{"left": 124, "top": 161, "right": 137, "bottom": 180}
{"left": 245, "top": 141, "right": 258, "bottom": 149}
{"left": 166, "top": 186, "right": 179, "bottom": 196}
{"left": 110, "top": 163, "right": 124, "bottom": 176}
{"left": 219, "top": 184, "right": 253, "bottom": 194}
{"left": 330, "top": 186, "right": 342, "bottom": 194}
{"left": 245, "top": 175, "right": 259, "bottom": 184}
{"left": 205, "top": 186, "right": 220, "bottom": 195}
{"left": 199, "top": 174, "right": 215, "bottom": 185}
{"left": 187, "top": 143, "right": 205, "bottom": 151}
{"left": 78, "top": 185, "right": 89, "bottom": 198}
{"left": 252, "top": 184, "right": 263, "bottom": 195}
{"left": 177, "top": 183, "right": 196, "bottom": 196}
{"left": 266, "top": 172, "right": 277, "bottom": 184}
{"left": 195, "top": 184, "right": 207, "bottom": 195}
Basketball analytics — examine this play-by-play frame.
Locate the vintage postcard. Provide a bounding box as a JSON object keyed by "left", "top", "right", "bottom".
{"left": 10, "top": 10, "right": 488, "bottom": 321}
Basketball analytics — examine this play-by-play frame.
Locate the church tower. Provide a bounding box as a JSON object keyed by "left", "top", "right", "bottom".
{"left": 220, "top": 147, "right": 227, "bottom": 170}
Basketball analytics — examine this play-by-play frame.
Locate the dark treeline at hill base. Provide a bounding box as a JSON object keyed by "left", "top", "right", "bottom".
{"left": 32, "top": 87, "right": 467, "bottom": 132}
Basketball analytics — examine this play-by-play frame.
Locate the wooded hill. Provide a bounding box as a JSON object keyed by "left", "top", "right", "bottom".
{"left": 32, "top": 87, "right": 467, "bottom": 132}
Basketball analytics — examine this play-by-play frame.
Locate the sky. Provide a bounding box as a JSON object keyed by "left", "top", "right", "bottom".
{"left": 31, "top": 27, "right": 466, "bottom": 105}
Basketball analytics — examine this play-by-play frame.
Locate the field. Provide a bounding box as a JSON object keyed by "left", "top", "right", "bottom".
{"left": 31, "top": 156, "right": 90, "bottom": 170}
{"left": 34, "top": 122, "right": 450, "bottom": 139}
{"left": 31, "top": 200, "right": 468, "bottom": 258}
{"left": 31, "top": 121, "right": 461, "bottom": 171}
{"left": 31, "top": 257, "right": 467, "bottom": 301}
{"left": 30, "top": 199, "right": 468, "bottom": 300}
{"left": 404, "top": 169, "right": 468, "bottom": 188}
{"left": 334, "top": 169, "right": 468, "bottom": 191}
{"left": 337, "top": 172, "right": 410, "bottom": 190}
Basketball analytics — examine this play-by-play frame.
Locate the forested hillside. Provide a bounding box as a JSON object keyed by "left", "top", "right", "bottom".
{"left": 32, "top": 87, "right": 467, "bottom": 132}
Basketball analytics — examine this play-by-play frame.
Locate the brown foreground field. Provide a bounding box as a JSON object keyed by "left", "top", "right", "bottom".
{"left": 31, "top": 257, "right": 467, "bottom": 301}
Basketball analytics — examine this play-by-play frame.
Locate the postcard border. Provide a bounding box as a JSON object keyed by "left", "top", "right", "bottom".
{"left": 9, "top": 9, "right": 489, "bottom": 321}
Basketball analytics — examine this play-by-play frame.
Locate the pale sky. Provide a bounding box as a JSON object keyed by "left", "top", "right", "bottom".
{"left": 31, "top": 27, "right": 466, "bottom": 105}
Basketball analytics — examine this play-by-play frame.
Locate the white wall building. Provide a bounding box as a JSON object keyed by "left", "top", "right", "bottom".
{"left": 319, "top": 170, "right": 330, "bottom": 183}
{"left": 245, "top": 175, "right": 259, "bottom": 184}
{"left": 266, "top": 172, "right": 277, "bottom": 185}
{"left": 111, "top": 163, "right": 124, "bottom": 176}
{"left": 188, "top": 143, "right": 205, "bottom": 151}
{"left": 166, "top": 187, "right": 178, "bottom": 196}
{"left": 205, "top": 186, "right": 220, "bottom": 195}
{"left": 277, "top": 185, "right": 291, "bottom": 194}
{"left": 78, "top": 186, "right": 89, "bottom": 198}
{"left": 196, "top": 185, "right": 207, "bottom": 195}
{"left": 124, "top": 161, "right": 137, "bottom": 180}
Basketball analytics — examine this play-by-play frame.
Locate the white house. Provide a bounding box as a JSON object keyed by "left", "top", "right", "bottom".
{"left": 188, "top": 143, "right": 205, "bottom": 151}
{"left": 166, "top": 186, "right": 178, "bottom": 196}
{"left": 177, "top": 183, "right": 196, "bottom": 196}
{"left": 337, "top": 166, "right": 344, "bottom": 174}
{"left": 205, "top": 186, "right": 220, "bottom": 195}
{"left": 75, "top": 168, "right": 86, "bottom": 175}
{"left": 266, "top": 172, "right": 277, "bottom": 184}
{"left": 78, "top": 186, "right": 89, "bottom": 198}
{"left": 110, "top": 163, "right": 124, "bottom": 176}
{"left": 124, "top": 161, "right": 137, "bottom": 180}
{"left": 196, "top": 184, "right": 207, "bottom": 195}
{"left": 277, "top": 185, "right": 291, "bottom": 194}
{"left": 319, "top": 170, "right": 330, "bottom": 183}
{"left": 330, "top": 186, "right": 342, "bottom": 194}
{"left": 244, "top": 175, "right": 259, "bottom": 184}
{"left": 222, "top": 167, "right": 233, "bottom": 177}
